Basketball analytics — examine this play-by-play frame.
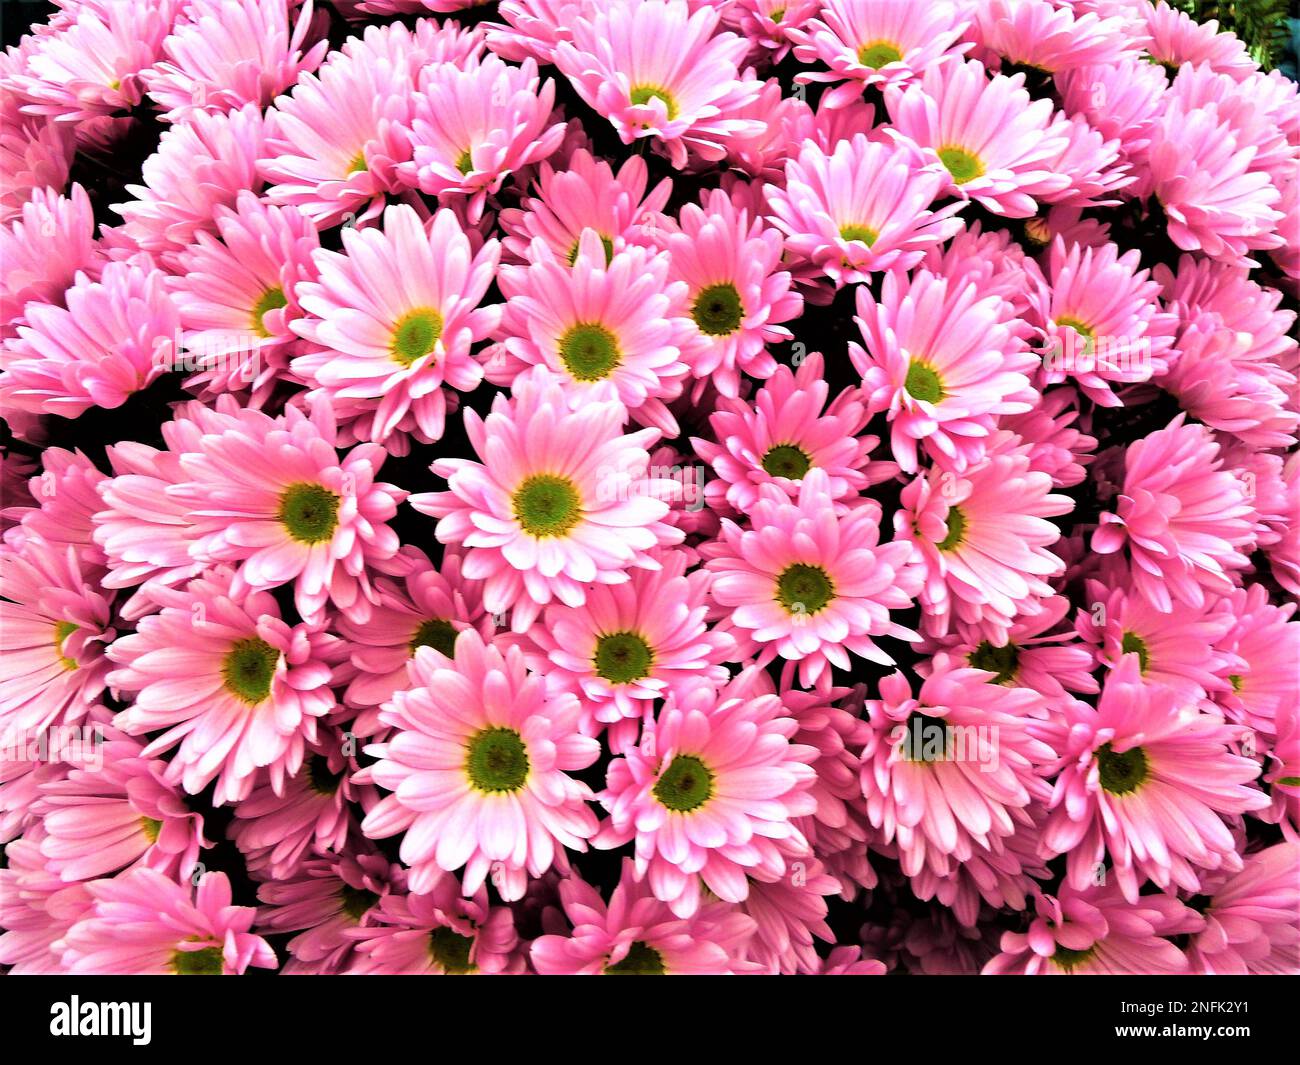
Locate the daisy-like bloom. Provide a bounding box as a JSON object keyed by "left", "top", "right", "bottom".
{"left": 0, "top": 259, "right": 179, "bottom": 419}
{"left": 0, "top": 833, "right": 92, "bottom": 973}
{"left": 662, "top": 189, "right": 801, "bottom": 399}
{"left": 520, "top": 549, "right": 733, "bottom": 753}
{"left": 737, "top": 853, "right": 842, "bottom": 974}
{"left": 337, "top": 548, "right": 492, "bottom": 722}
{"left": 1029, "top": 237, "right": 1176, "bottom": 407}
{"left": 896, "top": 438, "right": 1072, "bottom": 641}
{"left": 1185, "top": 843, "right": 1300, "bottom": 975}
{"left": 170, "top": 401, "right": 407, "bottom": 624}
{"left": 1, "top": 184, "right": 101, "bottom": 338}
{"left": 1213, "top": 584, "right": 1299, "bottom": 746}
{"left": 724, "top": 0, "right": 820, "bottom": 64}
{"left": 406, "top": 54, "right": 564, "bottom": 225}
{"left": 552, "top": 0, "right": 764, "bottom": 170}
{"left": 693, "top": 351, "right": 889, "bottom": 513}
{"left": 346, "top": 878, "right": 523, "bottom": 975}
{"left": 114, "top": 103, "right": 268, "bottom": 267}
{"left": 141, "top": 0, "right": 328, "bottom": 122}
{"left": 486, "top": 0, "right": 603, "bottom": 66}
{"left": 12, "top": 0, "right": 181, "bottom": 124}
{"left": 108, "top": 567, "right": 337, "bottom": 806}
{"left": 969, "top": 0, "right": 1137, "bottom": 74}
{"left": 0, "top": 539, "right": 114, "bottom": 739}
{"left": 1141, "top": 0, "right": 1259, "bottom": 81}
{"left": 1265, "top": 712, "right": 1300, "bottom": 841}
{"left": 0, "top": 99, "right": 75, "bottom": 223}
{"left": 1269, "top": 452, "right": 1300, "bottom": 598}
{"left": 498, "top": 149, "right": 672, "bottom": 266}
{"left": 1035, "top": 112, "right": 1134, "bottom": 210}
{"left": 410, "top": 366, "right": 684, "bottom": 634}
{"left": 1076, "top": 579, "right": 1238, "bottom": 705}
{"left": 59, "top": 869, "right": 276, "bottom": 976}
{"left": 530, "top": 859, "right": 760, "bottom": 974}
{"left": 595, "top": 669, "right": 818, "bottom": 918}
{"left": 998, "top": 387, "right": 1097, "bottom": 489}
{"left": 983, "top": 879, "right": 1193, "bottom": 975}
{"left": 849, "top": 267, "right": 1037, "bottom": 473}
{"left": 1093, "top": 415, "right": 1254, "bottom": 613}
{"left": 1056, "top": 58, "right": 1169, "bottom": 194}
{"left": 169, "top": 191, "right": 319, "bottom": 402}
{"left": 859, "top": 656, "right": 1054, "bottom": 882}
{"left": 35, "top": 730, "right": 206, "bottom": 883}
{"left": 494, "top": 231, "right": 690, "bottom": 435}
{"left": 291, "top": 204, "right": 500, "bottom": 450}
{"left": 5, "top": 447, "right": 107, "bottom": 567}
{"left": 704, "top": 470, "right": 921, "bottom": 690}
{"left": 1040, "top": 654, "right": 1270, "bottom": 902}
{"left": 1148, "top": 100, "right": 1284, "bottom": 268}
{"left": 789, "top": 0, "right": 974, "bottom": 108}
{"left": 765, "top": 135, "right": 965, "bottom": 288}
{"left": 359, "top": 630, "right": 600, "bottom": 899}
{"left": 884, "top": 57, "right": 1073, "bottom": 218}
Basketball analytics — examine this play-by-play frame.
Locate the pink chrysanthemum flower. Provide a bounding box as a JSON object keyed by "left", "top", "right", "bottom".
{"left": 108, "top": 567, "right": 337, "bottom": 806}
{"left": 859, "top": 656, "right": 1053, "bottom": 881}
{"left": 498, "top": 149, "right": 671, "bottom": 265}
{"left": 704, "top": 470, "right": 920, "bottom": 690}
{"left": 494, "top": 231, "right": 689, "bottom": 435}
{"left": 0, "top": 259, "right": 179, "bottom": 419}
{"left": 884, "top": 57, "right": 1072, "bottom": 218}
{"left": 360, "top": 630, "right": 599, "bottom": 899}
{"left": 736, "top": 853, "right": 842, "bottom": 974}
{"left": 5, "top": 447, "right": 107, "bottom": 567}
{"left": 552, "top": 0, "right": 764, "bottom": 169}
{"left": 1093, "top": 415, "right": 1254, "bottom": 613}
{"left": 346, "top": 878, "right": 522, "bottom": 975}
{"left": 984, "top": 879, "right": 1193, "bottom": 975}
{"left": 114, "top": 103, "right": 268, "bottom": 266}
{"left": 1, "top": 184, "right": 101, "bottom": 339}
{"left": 897, "top": 438, "right": 1072, "bottom": 641}
{"left": 724, "top": 0, "right": 819, "bottom": 64}
{"left": 969, "top": 0, "right": 1137, "bottom": 74}
{"left": 410, "top": 367, "right": 683, "bottom": 633}
{"left": 0, "top": 102, "right": 75, "bottom": 223}
{"left": 595, "top": 671, "right": 817, "bottom": 918}
{"left": 406, "top": 54, "right": 564, "bottom": 225}
{"left": 790, "top": 0, "right": 973, "bottom": 108}
{"left": 1268, "top": 453, "right": 1300, "bottom": 598}
{"left": 1040, "top": 654, "right": 1270, "bottom": 902}
{"left": 765, "top": 135, "right": 965, "bottom": 287}
{"left": 519, "top": 549, "right": 733, "bottom": 752}
{"left": 530, "top": 859, "right": 760, "bottom": 974}
{"left": 998, "top": 387, "right": 1097, "bottom": 489}
{"left": 1035, "top": 112, "right": 1134, "bottom": 210}
{"left": 170, "top": 401, "right": 406, "bottom": 624}
{"left": 59, "top": 869, "right": 276, "bottom": 976}
{"left": 35, "top": 730, "right": 206, "bottom": 883}
{"left": 1142, "top": 0, "right": 1259, "bottom": 81}
{"left": 485, "top": 0, "right": 601, "bottom": 66}
{"left": 292, "top": 205, "right": 500, "bottom": 450}
{"left": 849, "top": 267, "right": 1037, "bottom": 472}
{"left": 1213, "top": 584, "right": 1299, "bottom": 746}
{"left": 0, "top": 833, "right": 92, "bottom": 973}
{"left": 0, "top": 539, "right": 114, "bottom": 738}
{"left": 1186, "top": 843, "right": 1300, "bottom": 975}
{"left": 1056, "top": 58, "right": 1169, "bottom": 194}
{"left": 143, "top": 0, "right": 327, "bottom": 122}
{"left": 1029, "top": 236, "right": 1176, "bottom": 407}
{"left": 661, "top": 188, "right": 801, "bottom": 398}
{"left": 693, "top": 351, "right": 889, "bottom": 513}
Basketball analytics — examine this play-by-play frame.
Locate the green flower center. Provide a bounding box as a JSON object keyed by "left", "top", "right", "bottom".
{"left": 1228, "top": 674, "right": 1243, "bottom": 693}
{"left": 140, "top": 817, "right": 162, "bottom": 843}
{"left": 512, "top": 474, "right": 582, "bottom": 538}
{"left": 307, "top": 754, "right": 342, "bottom": 795}
{"left": 1055, "top": 315, "right": 1096, "bottom": 357}
{"left": 1120, "top": 631, "right": 1149, "bottom": 674}
{"left": 464, "top": 727, "right": 529, "bottom": 793}
{"left": 221, "top": 637, "right": 279, "bottom": 705}
{"left": 605, "top": 941, "right": 666, "bottom": 975}
{"left": 1050, "top": 944, "right": 1096, "bottom": 973}
{"left": 250, "top": 286, "right": 287, "bottom": 339}
{"left": 839, "top": 223, "right": 879, "bottom": 246}
{"left": 455, "top": 148, "right": 474, "bottom": 174}
{"left": 937, "top": 506, "right": 967, "bottom": 552}
{"left": 761, "top": 443, "right": 812, "bottom": 480}
{"left": 904, "top": 360, "right": 945, "bottom": 403}
{"left": 857, "top": 41, "right": 903, "bottom": 68}
{"left": 172, "top": 945, "right": 225, "bottom": 976}
{"left": 1097, "top": 742, "right": 1149, "bottom": 796}
{"left": 653, "top": 754, "right": 714, "bottom": 813}
{"left": 339, "top": 885, "right": 379, "bottom": 922}
{"left": 775, "top": 563, "right": 835, "bottom": 615}
{"left": 937, "top": 145, "right": 985, "bottom": 185}
{"left": 390, "top": 307, "right": 444, "bottom": 366}
{"left": 968, "top": 641, "right": 1020, "bottom": 685}
{"left": 410, "top": 617, "right": 459, "bottom": 658}
{"left": 691, "top": 282, "right": 744, "bottom": 337}
{"left": 278, "top": 482, "right": 340, "bottom": 544}
{"left": 428, "top": 927, "right": 476, "bottom": 974}
{"left": 559, "top": 322, "right": 622, "bottom": 381}
{"left": 54, "top": 620, "right": 78, "bottom": 671}
{"left": 903, "top": 712, "right": 953, "bottom": 762}
{"left": 567, "top": 234, "right": 614, "bottom": 266}
{"left": 347, "top": 151, "right": 367, "bottom": 175}
{"left": 629, "top": 84, "right": 679, "bottom": 120}
{"left": 594, "top": 631, "right": 654, "bottom": 684}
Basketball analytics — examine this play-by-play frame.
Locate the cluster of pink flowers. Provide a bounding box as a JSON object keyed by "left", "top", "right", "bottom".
{"left": 1, "top": 0, "right": 1297, "bottom": 977}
